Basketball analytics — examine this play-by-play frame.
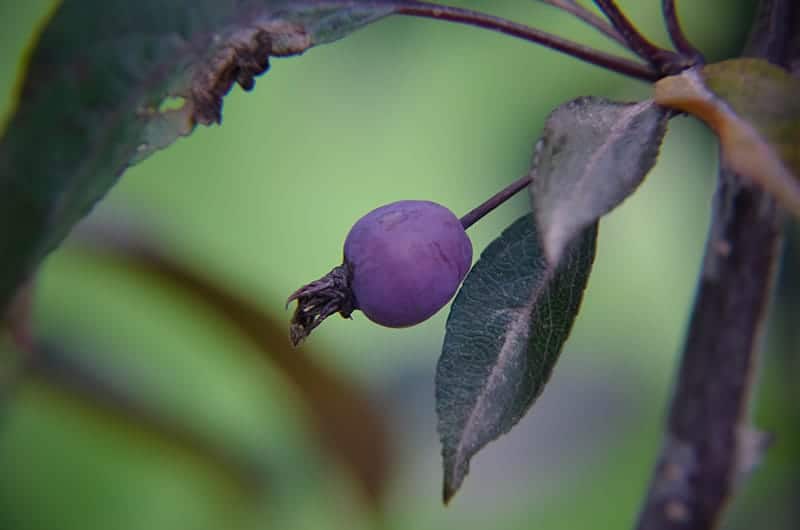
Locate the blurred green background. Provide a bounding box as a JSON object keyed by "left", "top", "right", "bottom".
{"left": 1, "top": 1, "right": 798, "bottom": 529}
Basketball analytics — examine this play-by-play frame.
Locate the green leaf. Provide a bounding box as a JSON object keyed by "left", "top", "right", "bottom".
{"left": 436, "top": 214, "right": 597, "bottom": 503}
{"left": 654, "top": 58, "right": 800, "bottom": 216}
{"left": 529, "top": 96, "right": 669, "bottom": 266}
{"left": 0, "top": 0, "right": 396, "bottom": 312}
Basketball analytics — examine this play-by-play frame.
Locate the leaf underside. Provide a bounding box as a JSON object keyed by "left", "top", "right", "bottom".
{"left": 654, "top": 58, "right": 800, "bottom": 216}
{"left": 436, "top": 214, "right": 597, "bottom": 503}
{"left": 530, "top": 96, "right": 669, "bottom": 266}
{"left": 0, "top": 0, "right": 396, "bottom": 312}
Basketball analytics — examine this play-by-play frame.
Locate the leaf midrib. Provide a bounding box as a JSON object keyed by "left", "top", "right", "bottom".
{"left": 453, "top": 264, "right": 554, "bottom": 468}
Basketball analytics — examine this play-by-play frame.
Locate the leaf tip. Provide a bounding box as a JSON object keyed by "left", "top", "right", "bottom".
{"left": 442, "top": 486, "right": 455, "bottom": 505}
{"left": 534, "top": 207, "right": 571, "bottom": 268}
{"left": 442, "top": 470, "right": 462, "bottom": 505}
{"left": 541, "top": 221, "right": 567, "bottom": 268}
{"left": 440, "top": 449, "right": 471, "bottom": 505}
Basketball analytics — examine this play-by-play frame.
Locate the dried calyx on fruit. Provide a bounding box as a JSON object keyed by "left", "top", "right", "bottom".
{"left": 288, "top": 200, "right": 473, "bottom": 346}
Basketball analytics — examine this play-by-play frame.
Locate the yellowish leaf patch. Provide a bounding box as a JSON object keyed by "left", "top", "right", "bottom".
{"left": 654, "top": 58, "right": 800, "bottom": 216}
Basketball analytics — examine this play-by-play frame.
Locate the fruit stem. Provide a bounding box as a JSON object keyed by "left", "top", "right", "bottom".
{"left": 393, "top": 2, "right": 660, "bottom": 82}
{"left": 662, "top": 0, "right": 705, "bottom": 63}
{"left": 539, "top": 0, "right": 628, "bottom": 48}
{"left": 460, "top": 174, "right": 532, "bottom": 230}
{"left": 592, "top": 0, "right": 683, "bottom": 74}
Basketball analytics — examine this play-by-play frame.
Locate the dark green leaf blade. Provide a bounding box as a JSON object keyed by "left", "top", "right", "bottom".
{"left": 530, "top": 96, "right": 668, "bottom": 266}
{"left": 0, "top": 0, "right": 396, "bottom": 312}
{"left": 436, "top": 215, "right": 597, "bottom": 503}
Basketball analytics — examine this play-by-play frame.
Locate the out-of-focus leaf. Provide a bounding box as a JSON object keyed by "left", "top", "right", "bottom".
{"left": 2, "top": 364, "right": 255, "bottom": 530}
{"left": 0, "top": 342, "right": 24, "bottom": 411}
{"left": 22, "top": 342, "right": 264, "bottom": 496}
{"left": 529, "top": 96, "right": 669, "bottom": 266}
{"left": 1, "top": 281, "right": 35, "bottom": 411}
{"left": 654, "top": 58, "right": 800, "bottom": 215}
{"left": 2, "top": 281, "right": 35, "bottom": 353}
{"left": 72, "top": 223, "right": 393, "bottom": 511}
{"left": 0, "top": 0, "right": 398, "bottom": 313}
{"left": 436, "top": 214, "right": 597, "bottom": 503}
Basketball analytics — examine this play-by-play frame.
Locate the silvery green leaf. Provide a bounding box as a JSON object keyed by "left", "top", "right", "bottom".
{"left": 530, "top": 96, "right": 669, "bottom": 265}
{"left": 436, "top": 214, "right": 597, "bottom": 502}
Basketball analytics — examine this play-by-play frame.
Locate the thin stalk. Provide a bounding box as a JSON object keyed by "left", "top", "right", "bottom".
{"left": 393, "top": 2, "right": 660, "bottom": 82}
{"left": 592, "top": 0, "right": 681, "bottom": 73}
{"left": 460, "top": 175, "right": 532, "bottom": 230}
{"left": 537, "top": 0, "right": 628, "bottom": 48}
{"left": 662, "top": 0, "right": 704, "bottom": 61}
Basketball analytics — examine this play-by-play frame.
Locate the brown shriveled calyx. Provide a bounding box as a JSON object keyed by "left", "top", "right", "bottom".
{"left": 287, "top": 263, "right": 356, "bottom": 346}
{"left": 190, "top": 20, "right": 312, "bottom": 125}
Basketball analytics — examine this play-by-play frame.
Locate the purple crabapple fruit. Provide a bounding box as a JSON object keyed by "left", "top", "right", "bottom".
{"left": 344, "top": 200, "right": 473, "bottom": 327}
{"left": 288, "top": 200, "right": 473, "bottom": 345}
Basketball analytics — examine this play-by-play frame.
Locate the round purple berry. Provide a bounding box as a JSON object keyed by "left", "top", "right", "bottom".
{"left": 344, "top": 200, "right": 473, "bottom": 327}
